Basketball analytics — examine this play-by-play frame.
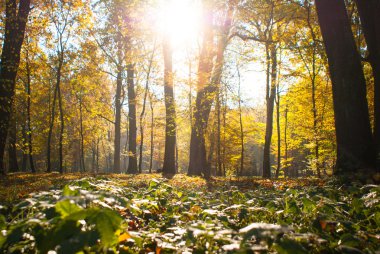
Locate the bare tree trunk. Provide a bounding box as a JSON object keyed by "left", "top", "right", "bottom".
{"left": 127, "top": 64, "right": 138, "bottom": 174}
{"left": 114, "top": 67, "right": 122, "bottom": 173}
{"left": 222, "top": 84, "right": 227, "bottom": 177}
{"left": 25, "top": 46, "right": 35, "bottom": 173}
{"left": 96, "top": 138, "right": 99, "bottom": 173}
{"left": 0, "top": 0, "right": 31, "bottom": 175}
{"left": 188, "top": 3, "right": 233, "bottom": 178}
{"left": 79, "top": 94, "right": 85, "bottom": 172}
{"left": 216, "top": 89, "right": 222, "bottom": 176}
{"left": 188, "top": 5, "right": 214, "bottom": 177}
{"left": 149, "top": 92, "right": 154, "bottom": 173}
{"left": 355, "top": 0, "right": 380, "bottom": 168}
{"left": 237, "top": 66, "right": 244, "bottom": 176}
{"left": 263, "top": 44, "right": 277, "bottom": 178}
{"left": 316, "top": 0, "right": 376, "bottom": 174}
{"left": 284, "top": 105, "right": 288, "bottom": 177}
{"left": 8, "top": 113, "right": 19, "bottom": 172}
{"left": 47, "top": 79, "right": 58, "bottom": 173}
{"left": 139, "top": 45, "right": 155, "bottom": 173}
{"left": 57, "top": 62, "right": 64, "bottom": 174}
{"left": 275, "top": 90, "right": 281, "bottom": 178}
{"left": 21, "top": 124, "right": 27, "bottom": 172}
{"left": 163, "top": 38, "right": 177, "bottom": 175}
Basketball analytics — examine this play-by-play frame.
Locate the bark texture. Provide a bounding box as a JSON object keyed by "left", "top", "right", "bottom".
{"left": 315, "top": 0, "right": 376, "bottom": 172}
{"left": 0, "top": 0, "right": 31, "bottom": 174}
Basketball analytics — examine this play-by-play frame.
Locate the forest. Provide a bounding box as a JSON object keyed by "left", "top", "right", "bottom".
{"left": 0, "top": 0, "right": 379, "bottom": 253}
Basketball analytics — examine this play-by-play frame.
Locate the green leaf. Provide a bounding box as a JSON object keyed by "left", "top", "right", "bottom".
{"left": 302, "top": 197, "right": 315, "bottom": 213}
{"left": 148, "top": 179, "right": 160, "bottom": 190}
{"left": 62, "top": 185, "right": 80, "bottom": 197}
{"left": 285, "top": 198, "right": 300, "bottom": 215}
{"left": 56, "top": 199, "right": 82, "bottom": 218}
{"left": 87, "top": 208, "right": 122, "bottom": 246}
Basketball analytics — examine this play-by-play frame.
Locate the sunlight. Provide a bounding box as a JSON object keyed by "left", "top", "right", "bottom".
{"left": 156, "top": 0, "right": 201, "bottom": 49}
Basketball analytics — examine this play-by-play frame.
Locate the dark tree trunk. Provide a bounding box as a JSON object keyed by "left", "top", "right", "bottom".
{"left": 315, "top": 0, "right": 376, "bottom": 173}
{"left": 79, "top": 95, "right": 85, "bottom": 172}
{"left": 47, "top": 80, "right": 58, "bottom": 173}
{"left": 0, "top": 0, "right": 31, "bottom": 175}
{"left": 275, "top": 91, "right": 280, "bottom": 178}
{"left": 139, "top": 46, "right": 155, "bottom": 173}
{"left": 355, "top": 0, "right": 380, "bottom": 168}
{"left": 21, "top": 124, "right": 27, "bottom": 172}
{"left": 127, "top": 64, "right": 138, "bottom": 174}
{"left": 237, "top": 67, "right": 244, "bottom": 176}
{"left": 8, "top": 114, "right": 19, "bottom": 172}
{"left": 25, "top": 47, "right": 35, "bottom": 173}
{"left": 263, "top": 44, "right": 277, "bottom": 178}
{"left": 114, "top": 68, "right": 122, "bottom": 173}
{"left": 284, "top": 106, "right": 288, "bottom": 177}
{"left": 188, "top": 4, "right": 233, "bottom": 178}
{"left": 57, "top": 63, "right": 64, "bottom": 174}
{"left": 216, "top": 90, "right": 222, "bottom": 176}
{"left": 188, "top": 6, "right": 214, "bottom": 178}
{"left": 222, "top": 84, "right": 228, "bottom": 177}
{"left": 149, "top": 91, "right": 154, "bottom": 173}
{"left": 162, "top": 39, "right": 177, "bottom": 175}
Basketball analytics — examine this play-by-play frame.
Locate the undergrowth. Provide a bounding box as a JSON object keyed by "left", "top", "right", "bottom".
{"left": 0, "top": 174, "right": 379, "bottom": 253}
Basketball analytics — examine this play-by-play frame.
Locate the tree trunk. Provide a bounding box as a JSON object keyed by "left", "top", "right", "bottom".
{"left": 263, "top": 44, "right": 277, "bottom": 178}
{"left": 21, "top": 124, "right": 27, "bottom": 172}
{"left": 188, "top": 5, "right": 214, "bottom": 177}
{"left": 237, "top": 66, "right": 244, "bottom": 176}
{"left": 162, "top": 38, "right": 177, "bottom": 175}
{"left": 47, "top": 80, "right": 58, "bottom": 173}
{"left": 0, "top": 0, "right": 31, "bottom": 175}
{"left": 79, "top": 95, "right": 86, "bottom": 172}
{"left": 8, "top": 114, "right": 19, "bottom": 172}
{"left": 188, "top": 3, "right": 233, "bottom": 178}
{"left": 114, "top": 68, "right": 122, "bottom": 173}
{"left": 25, "top": 47, "right": 35, "bottom": 173}
{"left": 315, "top": 0, "right": 376, "bottom": 173}
{"left": 284, "top": 106, "right": 288, "bottom": 178}
{"left": 222, "top": 85, "right": 227, "bottom": 177}
{"left": 139, "top": 46, "right": 155, "bottom": 173}
{"left": 127, "top": 64, "right": 138, "bottom": 174}
{"left": 57, "top": 61, "right": 64, "bottom": 174}
{"left": 149, "top": 91, "right": 154, "bottom": 173}
{"left": 216, "top": 89, "right": 222, "bottom": 176}
{"left": 355, "top": 0, "right": 380, "bottom": 168}
{"left": 275, "top": 90, "right": 280, "bottom": 178}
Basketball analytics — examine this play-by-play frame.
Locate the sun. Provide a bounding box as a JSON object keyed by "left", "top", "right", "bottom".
{"left": 156, "top": 0, "right": 202, "bottom": 49}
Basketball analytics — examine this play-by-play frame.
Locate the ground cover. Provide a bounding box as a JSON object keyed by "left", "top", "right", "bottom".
{"left": 0, "top": 174, "right": 378, "bottom": 253}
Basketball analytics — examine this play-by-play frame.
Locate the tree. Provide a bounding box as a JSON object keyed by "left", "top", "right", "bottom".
{"left": 315, "top": 0, "right": 376, "bottom": 173}
{"left": 354, "top": 0, "right": 380, "bottom": 168}
{"left": 188, "top": 0, "right": 234, "bottom": 178}
{"left": 126, "top": 64, "right": 138, "bottom": 174}
{"left": 0, "top": 0, "right": 31, "bottom": 175}
{"left": 138, "top": 43, "right": 155, "bottom": 173}
{"left": 236, "top": 0, "right": 295, "bottom": 178}
{"left": 162, "top": 37, "right": 177, "bottom": 175}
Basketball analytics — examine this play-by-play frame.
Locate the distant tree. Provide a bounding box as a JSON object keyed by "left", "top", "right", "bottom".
{"left": 126, "top": 64, "right": 138, "bottom": 174}
{"left": 162, "top": 38, "right": 176, "bottom": 175}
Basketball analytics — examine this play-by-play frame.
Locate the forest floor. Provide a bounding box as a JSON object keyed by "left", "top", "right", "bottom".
{"left": 0, "top": 173, "right": 379, "bottom": 253}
